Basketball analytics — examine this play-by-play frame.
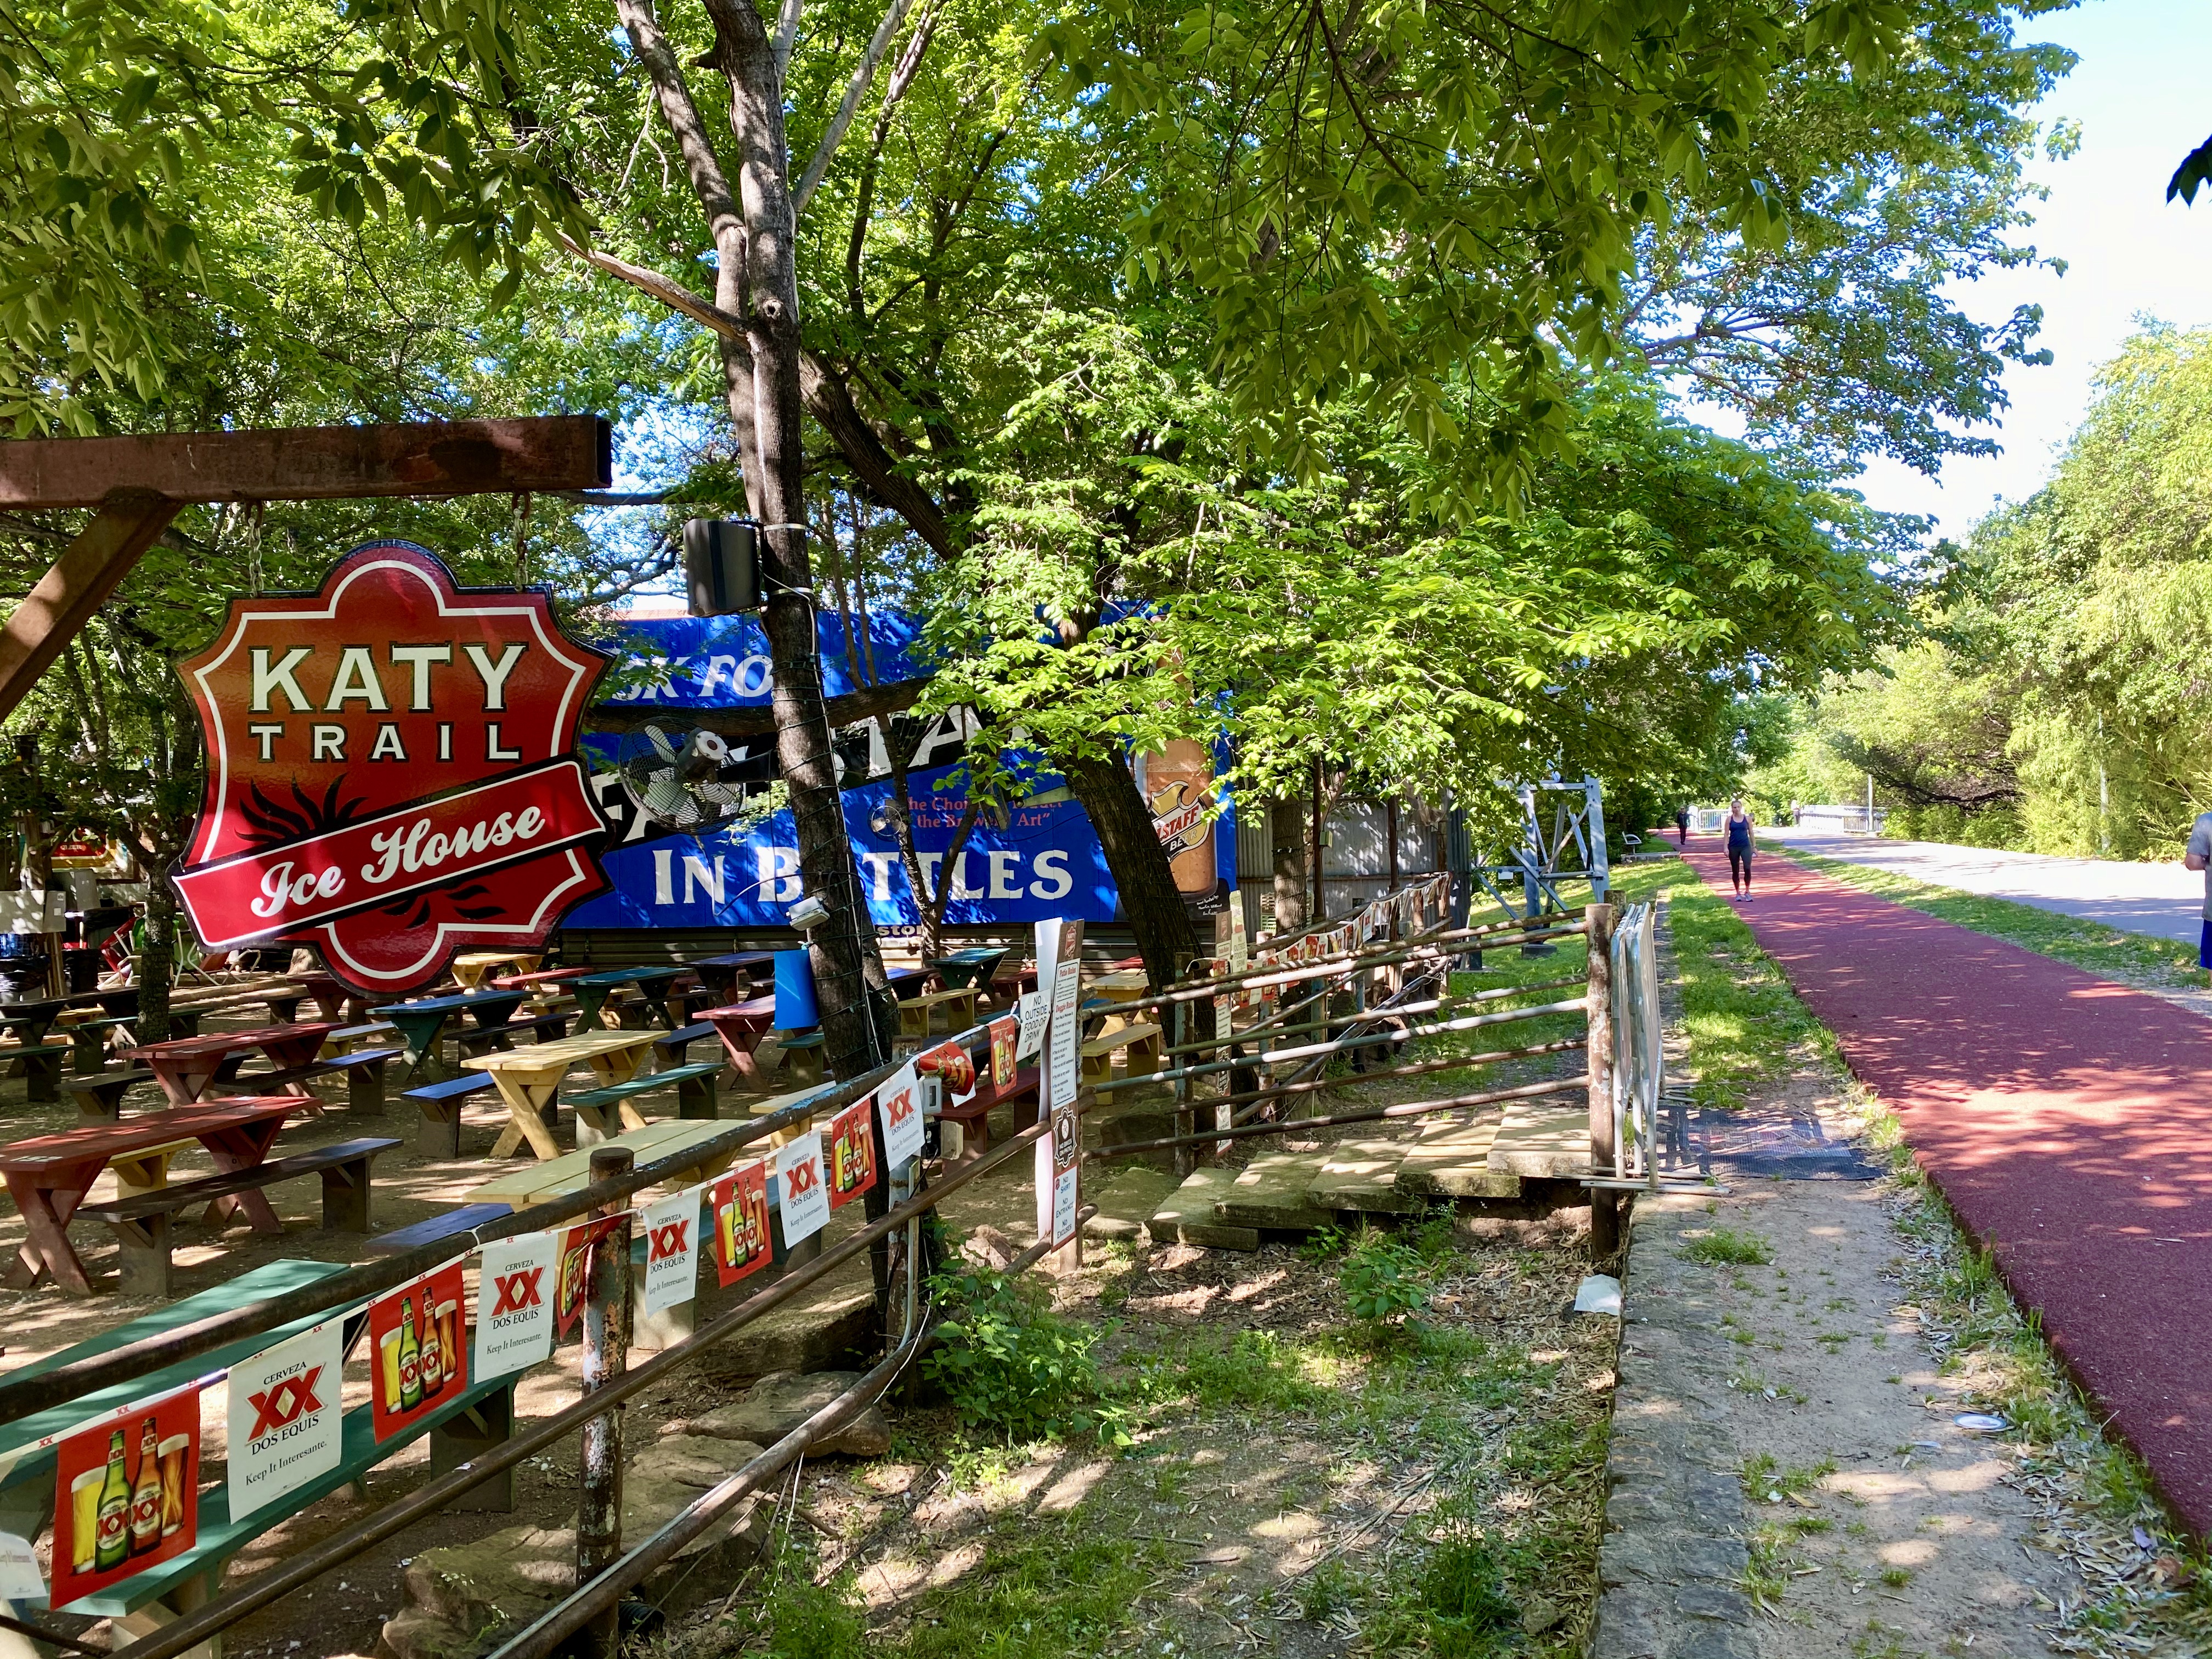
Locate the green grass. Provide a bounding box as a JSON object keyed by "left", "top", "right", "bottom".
{"left": 1782, "top": 848, "right": 2202, "bottom": 989}
{"left": 1681, "top": 1226, "right": 1774, "bottom": 1266}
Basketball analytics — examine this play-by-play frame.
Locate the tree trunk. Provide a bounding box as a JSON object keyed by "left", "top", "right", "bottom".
{"left": 1062, "top": 752, "right": 1199, "bottom": 987}
{"left": 708, "top": 0, "right": 888, "bottom": 1080}
{"left": 1269, "top": 796, "right": 1306, "bottom": 938}
{"left": 139, "top": 859, "right": 178, "bottom": 1043}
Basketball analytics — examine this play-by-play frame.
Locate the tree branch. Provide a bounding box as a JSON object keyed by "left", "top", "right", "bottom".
{"left": 556, "top": 234, "right": 750, "bottom": 342}
{"left": 792, "top": 0, "right": 925, "bottom": 217}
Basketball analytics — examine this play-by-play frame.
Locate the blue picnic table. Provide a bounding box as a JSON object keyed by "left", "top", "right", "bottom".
{"left": 371, "top": 987, "right": 529, "bottom": 1082}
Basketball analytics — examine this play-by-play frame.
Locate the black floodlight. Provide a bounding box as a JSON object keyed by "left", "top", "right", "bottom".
{"left": 682, "top": 517, "right": 763, "bottom": 616}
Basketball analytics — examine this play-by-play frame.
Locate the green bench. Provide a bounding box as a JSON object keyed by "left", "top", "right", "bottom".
{"left": 567, "top": 1059, "right": 721, "bottom": 1138}
{"left": 0, "top": 1260, "right": 516, "bottom": 1643}
{"left": 4, "top": 1039, "right": 75, "bottom": 1102}
{"left": 63, "top": 1012, "right": 138, "bottom": 1073}
{"left": 66, "top": 1067, "right": 162, "bottom": 1121}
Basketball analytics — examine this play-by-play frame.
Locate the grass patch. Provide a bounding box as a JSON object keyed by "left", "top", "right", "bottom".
{"left": 1681, "top": 1226, "right": 1774, "bottom": 1266}
{"left": 1784, "top": 849, "right": 2201, "bottom": 990}
{"left": 1741, "top": 1452, "right": 1837, "bottom": 1503}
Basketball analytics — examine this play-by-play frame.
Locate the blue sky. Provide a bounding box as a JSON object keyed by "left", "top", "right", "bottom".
{"left": 1848, "top": 0, "right": 2212, "bottom": 534}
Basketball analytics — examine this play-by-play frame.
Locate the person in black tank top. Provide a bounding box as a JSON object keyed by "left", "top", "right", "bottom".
{"left": 1725, "top": 798, "right": 1754, "bottom": 899}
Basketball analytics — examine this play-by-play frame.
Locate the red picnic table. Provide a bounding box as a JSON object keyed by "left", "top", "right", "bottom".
{"left": 697, "top": 997, "right": 809, "bottom": 1090}
{"left": 123, "top": 1022, "right": 341, "bottom": 1105}
{"left": 0, "top": 1097, "right": 306, "bottom": 1294}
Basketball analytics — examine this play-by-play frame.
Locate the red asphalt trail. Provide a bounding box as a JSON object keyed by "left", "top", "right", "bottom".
{"left": 1677, "top": 842, "right": 2212, "bottom": 1534}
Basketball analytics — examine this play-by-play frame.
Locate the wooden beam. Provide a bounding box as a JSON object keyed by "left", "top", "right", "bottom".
{"left": 0, "top": 416, "right": 612, "bottom": 508}
{"left": 0, "top": 489, "right": 183, "bottom": 721}
{"left": 584, "top": 674, "right": 932, "bottom": 737}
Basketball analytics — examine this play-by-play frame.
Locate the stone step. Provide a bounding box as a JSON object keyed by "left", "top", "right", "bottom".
{"left": 1397, "top": 1116, "right": 1521, "bottom": 1199}
{"left": 1213, "top": 1149, "right": 1335, "bottom": 1231}
{"left": 1086, "top": 1164, "right": 1183, "bottom": 1242}
{"left": 1151, "top": 1165, "right": 1260, "bottom": 1251}
{"left": 1488, "top": 1098, "right": 1592, "bottom": 1177}
{"left": 1305, "top": 1136, "right": 1416, "bottom": 1214}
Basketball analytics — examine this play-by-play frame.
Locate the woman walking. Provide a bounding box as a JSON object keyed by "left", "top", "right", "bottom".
{"left": 1725, "top": 797, "right": 1755, "bottom": 900}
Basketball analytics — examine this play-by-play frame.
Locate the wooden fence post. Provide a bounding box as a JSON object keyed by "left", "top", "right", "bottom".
{"left": 575, "top": 1146, "right": 634, "bottom": 1658}
{"left": 1584, "top": 904, "right": 1620, "bottom": 1263}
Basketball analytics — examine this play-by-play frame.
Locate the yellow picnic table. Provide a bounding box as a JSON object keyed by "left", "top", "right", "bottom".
{"left": 461, "top": 1119, "right": 741, "bottom": 1210}
{"left": 467, "top": 1030, "right": 662, "bottom": 1160}
{"left": 451, "top": 951, "right": 545, "bottom": 990}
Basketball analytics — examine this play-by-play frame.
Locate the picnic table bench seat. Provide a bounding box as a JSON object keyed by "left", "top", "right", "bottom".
{"left": 65, "top": 1067, "right": 162, "bottom": 1120}
{"left": 232, "top": 1044, "right": 406, "bottom": 1116}
{"left": 939, "top": 1064, "right": 1040, "bottom": 1158}
{"left": 1, "top": 1038, "right": 74, "bottom": 1101}
{"left": 567, "top": 1060, "right": 722, "bottom": 1137}
{"left": 1081, "top": 1019, "right": 1164, "bottom": 1082}
{"left": 653, "top": 1020, "right": 719, "bottom": 1066}
{"left": 402, "top": 1071, "right": 506, "bottom": 1158}
{"left": 363, "top": 1201, "right": 514, "bottom": 1257}
{"left": 57, "top": 1010, "right": 137, "bottom": 1071}
{"left": 895, "top": 986, "right": 979, "bottom": 1040}
{"left": 76, "top": 1136, "right": 400, "bottom": 1295}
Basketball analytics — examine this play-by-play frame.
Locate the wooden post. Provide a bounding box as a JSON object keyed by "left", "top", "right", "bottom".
{"left": 1171, "top": 999, "right": 1195, "bottom": 1178}
{"left": 575, "top": 1147, "right": 634, "bottom": 1659}
{"left": 1585, "top": 904, "right": 1620, "bottom": 1262}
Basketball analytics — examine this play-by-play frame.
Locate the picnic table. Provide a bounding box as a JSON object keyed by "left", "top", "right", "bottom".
{"left": 451, "top": 950, "right": 545, "bottom": 989}
{"left": 121, "top": 1021, "right": 341, "bottom": 1105}
{"left": 927, "top": 947, "right": 1009, "bottom": 993}
{"left": 0, "top": 1096, "right": 304, "bottom": 1294}
{"left": 467, "top": 1029, "right": 663, "bottom": 1159}
{"left": 697, "top": 997, "right": 826, "bottom": 1090}
{"left": 461, "top": 1116, "right": 755, "bottom": 1210}
{"left": 0, "top": 998, "right": 67, "bottom": 1046}
{"left": 690, "top": 951, "right": 776, "bottom": 1002}
{"left": 371, "top": 988, "right": 529, "bottom": 1081}
{"left": 570, "top": 966, "right": 688, "bottom": 1030}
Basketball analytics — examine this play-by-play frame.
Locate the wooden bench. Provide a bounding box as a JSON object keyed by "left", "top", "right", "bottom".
{"left": 233, "top": 1045, "right": 406, "bottom": 1116}
{"left": 1081, "top": 1019, "right": 1164, "bottom": 1082}
{"left": 941, "top": 1063, "right": 1040, "bottom": 1158}
{"left": 76, "top": 1137, "right": 400, "bottom": 1295}
{"left": 775, "top": 1029, "right": 826, "bottom": 1085}
{"left": 402, "top": 1070, "right": 505, "bottom": 1158}
{"left": 2, "top": 1038, "right": 74, "bottom": 1101}
{"left": 65, "top": 1066, "right": 162, "bottom": 1121}
{"left": 566, "top": 1060, "right": 721, "bottom": 1140}
{"left": 59, "top": 1011, "right": 137, "bottom": 1072}
{"left": 896, "top": 986, "right": 979, "bottom": 1040}
{"left": 0, "top": 1262, "right": 520, "bottom": 1637}
{"left": 653, "top": 1020, "right": 719, "bottom": 1066}
{"left": 324, "top": 1018, "right": 398, "bottom": 1053}
{"left": 363, "top": 1201, "right": 513, "bottom": 1257}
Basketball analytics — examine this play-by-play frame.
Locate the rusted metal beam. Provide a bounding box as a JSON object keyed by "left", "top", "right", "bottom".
{"left": 0, "top": 488, "right": 182, "bottom": 721}
{"left": 0, "top": 416, "right": 612, "bottom": 508}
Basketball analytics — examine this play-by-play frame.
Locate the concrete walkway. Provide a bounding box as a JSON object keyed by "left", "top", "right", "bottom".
{"left": 1751, "top": 825, "right": 2206, "bottom": 946}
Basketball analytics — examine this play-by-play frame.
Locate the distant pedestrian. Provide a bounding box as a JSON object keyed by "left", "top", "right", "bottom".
{"left": 1726, "top": 797, "right": 1755, "bottom": 900}
{"left": 1674, "top": 806, "right": 1690, "bottom": 847}
{"left": 2187, "top": 809, "right": 2212, "bottom": 976}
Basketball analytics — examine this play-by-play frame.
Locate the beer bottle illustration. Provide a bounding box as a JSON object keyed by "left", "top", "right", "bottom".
{"left": 94, "top": 1430, "right": 132, "bottom": 1571}
{"left": 397, "top": 1298, "right": 422, "bottom": 1411}
{"left": 128, "top": 1417, "right": 161, "bottom": 1556}
{"left": 417, "top": 1293, "right": 445, "bottom": 1398}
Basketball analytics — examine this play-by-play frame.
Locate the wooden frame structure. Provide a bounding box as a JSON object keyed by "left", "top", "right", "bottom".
{"left": 0, "top": 417, "right": 612, "bottom": 722}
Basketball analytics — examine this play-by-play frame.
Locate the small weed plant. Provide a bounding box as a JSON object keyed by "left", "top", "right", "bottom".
{"left": 923, "top": 1265, "right": 1129, "bottom": 1446}
{"left": 1340, "top": 1233, "right": 1432, "bottom": 1324}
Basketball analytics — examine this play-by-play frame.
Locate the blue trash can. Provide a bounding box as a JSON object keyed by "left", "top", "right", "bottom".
{"left": 773, "top": 949, "right": 819, "bottom": 1029}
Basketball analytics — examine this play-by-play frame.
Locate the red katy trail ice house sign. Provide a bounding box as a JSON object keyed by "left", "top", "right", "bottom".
{"left": 171, "top": 541, "right": 610, "bottom": 992}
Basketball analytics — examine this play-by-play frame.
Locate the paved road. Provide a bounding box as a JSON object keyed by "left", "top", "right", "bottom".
{"left": 1681, "top": 844, "right": 2212, "bottom": 1536}
{"left": 1739, "top": 825, "right": 2208, "bottom": 946}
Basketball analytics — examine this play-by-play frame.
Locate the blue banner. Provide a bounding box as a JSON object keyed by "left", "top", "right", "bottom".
{"left": 564, "top": 614, "right": 1235, "bottom": 931}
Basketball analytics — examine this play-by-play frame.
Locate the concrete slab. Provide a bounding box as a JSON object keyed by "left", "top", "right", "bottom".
{"left": 1488, "top": 1099, "right": 1592, "bottom": 1177}
{"left": 1213, "top": 1149, "right": 1334, "bottom": 1231}
{"left": 1087, "top": 1164, "right": 1182, "bottom": 1241}
{"left": 1151, "top": 1164, "right": 1261, "bottom": 1250}
{"left": 1305, "top": 1136, "right": 1415, "bottom": 1213}
{"left": 1398, "top": 1117, "right": 1522, "bottom": 1198}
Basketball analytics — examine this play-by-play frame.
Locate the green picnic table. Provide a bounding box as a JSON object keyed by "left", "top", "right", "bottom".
{"left": 570, "top": 965, "right": 687, "bottom": 1030}
{"left": 926, "top": 947, "right": 1009, "bottom": 993}
{"left": 0, "top": 1259, "right": 517, "bottom": 1627}
{"left": 371, "top": 987, "right": 529, "bottom": 1082}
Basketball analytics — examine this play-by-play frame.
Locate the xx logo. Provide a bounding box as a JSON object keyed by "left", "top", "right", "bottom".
{"left": 649, "top": 1221, "right": 690, "bottom": 1262}
{"left": 247, "top": 1367, "right": 326, "bottom": 1440}
{"left": 785, "top": 1157, "right": 820, "bottom": 1197}
{"left": 885, "top": 1087, "right": 913, "bottom": 1126}
{"left": 492, "top": 1267, "right": 546, "bottom": 1315}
